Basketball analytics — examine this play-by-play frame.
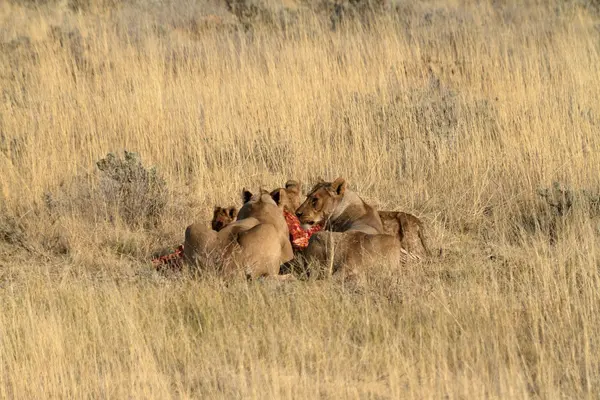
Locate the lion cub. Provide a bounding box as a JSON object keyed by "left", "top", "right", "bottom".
{"left": 211, "top": 206, "right": 238, "bottom": 232}
{"left": 379, "top": 211, "right": 431, "bottom": 259}
{"left": 184, "top": 189, "right": 294, "bottom": 280}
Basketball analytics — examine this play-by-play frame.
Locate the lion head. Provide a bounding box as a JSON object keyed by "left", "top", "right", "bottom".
{"left": 211, "top": 206, "right": 238, "bottom": 232}
{"left": 295, "top": 177, "right": 347, "bottom": 227}
{"left": 237, "top": 188, "right": 280, "bottom": 220}
{"left": 270, "top": 180, "right": 302, "bottom": 213}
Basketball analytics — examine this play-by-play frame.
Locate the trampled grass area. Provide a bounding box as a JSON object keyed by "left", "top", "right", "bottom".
{"left": 1, "top": 0, "right": 600, "bottom": 397}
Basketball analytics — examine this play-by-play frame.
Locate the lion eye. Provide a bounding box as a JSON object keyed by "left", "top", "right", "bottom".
{"left": 312, "top": 197, "right": 319, "bottom": 207}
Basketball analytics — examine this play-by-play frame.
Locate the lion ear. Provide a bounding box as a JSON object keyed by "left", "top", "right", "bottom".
{"left": 242, "top": 188, "right": 253, "bottom": 204}
{"left": 270, "top": 188, "right": 282, "bottom": 206}
{"left": 213, "top": 206, "right": 222, "bottom": 214}
{"left": 227, "top": 207, "right": 238, "bottom": 218}
{"left": 285, "top": 180, "right": 300, "bottom": 194}
{"left": 331, "top": 177, "right": 346, "bottom": 196}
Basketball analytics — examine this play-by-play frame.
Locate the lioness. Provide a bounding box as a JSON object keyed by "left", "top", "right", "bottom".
{"left": 302, "top": 230, "right": 405, "bottom": 278}
{"left": 295, "top": 177, "right": 403, "bottom": 276}
{"left": 184, "top": 189, "right": 294, "bottom": 280}
{"left": 295, "top": 177, "right": 384, "bottom": 234}
{"left": 379, "top": 211, "right": 431, "bottom": 259}
{"left": 211, "top": 206, "right": 238, "bottom": 232}
{"left": 207, "top": 180, "right": 318, "bottom": 276}
{"left": 270, "top": 180, "right": 302, "bottom": 213}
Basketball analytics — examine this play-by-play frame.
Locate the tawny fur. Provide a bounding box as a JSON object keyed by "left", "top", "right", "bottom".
{"left": 296, "top": 177, "right": 404, "bottom": 277}
{"left": 270, "top": 180, "right": 302, "bottom": 213}
{"left": 209, "top": 180, "right": 303, "bottom": 231}
{"left": 378, "top": 211, "right": 431, "bottom": 259}
{"left": 184, "top": 190, "right": 294, "bottom": 280}
{"left": 295, "top": 177, "right": 384, "bottom": 234}
{"left": 211, "top": 206, "right": 238, "bottom": 232}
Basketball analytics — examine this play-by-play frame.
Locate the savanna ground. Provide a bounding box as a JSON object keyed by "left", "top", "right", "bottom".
{"left": 1, "top": 0, "right": 600, "bottom": 398}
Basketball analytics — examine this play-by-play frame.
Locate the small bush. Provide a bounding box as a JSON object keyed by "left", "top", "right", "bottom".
{"left": 538, "top": 181, "right": 600, "bottom": 218}
{"left": 324, "top": 0, "right": 390, "bottom": 29}
{"left": 45, "top": 151, "right": 168, "bottom": 229}
{"left": 95, "top": 151, "right": 168, "bottom": 229}
{"left": 0, "top": 212, "right": 26, "bottom": 247}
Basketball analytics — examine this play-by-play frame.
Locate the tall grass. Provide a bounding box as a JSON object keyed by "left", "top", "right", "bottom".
{"left": 1, "top": 0, "right": 600, "bottom": 397}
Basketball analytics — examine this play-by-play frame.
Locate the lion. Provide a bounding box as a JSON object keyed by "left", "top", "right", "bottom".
{"left": 184, "top": 189, "right": 294, "bottom": 280}
{"left": 302, "top": 230, "right": 405, "bottom": 278}
{"left": 295, "top": 177, "right": 404, "bottom": 277}
{"left": 207, "top": 180, "right": 314, "bottom": 276}
{"left": 379, "top": 211, "right": 431, "bottom": 259}
{"left": 270, "top": 180, "right": 302, "bottom": 213}
{"left": 211, "top": 206, "right": 238, "bottom": 232}
{"left": 295, "top": 177, "right": 384, "bottom": 234}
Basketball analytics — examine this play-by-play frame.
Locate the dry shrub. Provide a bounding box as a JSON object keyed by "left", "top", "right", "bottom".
{"left": 538, "top": 181, "right": 600, "bottom": 218}
{"left": 224, "top": 0, "right": 305, "bottom": 31}
{"left": 95, "top": 151, "right": 168, "bottom": 228}
{"left": 0, "top": 210, "right": 26, "bottom": 247}
{"left": 44, "top": 151, "right": 168, "bottom": 229}
{"left": 306, "top": 0, "right": 391, "bottom": 30}
{"left": 506, "top": 197, "right": 559, "bottom": 245}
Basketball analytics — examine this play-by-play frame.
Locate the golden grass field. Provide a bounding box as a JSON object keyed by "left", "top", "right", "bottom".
{"left": 1, "top": 0, "right": 600, "bottom": 397}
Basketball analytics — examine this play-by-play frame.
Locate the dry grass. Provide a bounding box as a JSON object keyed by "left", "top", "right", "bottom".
{"left": 1, "top": 0, "right": 600, "bottom": 397}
